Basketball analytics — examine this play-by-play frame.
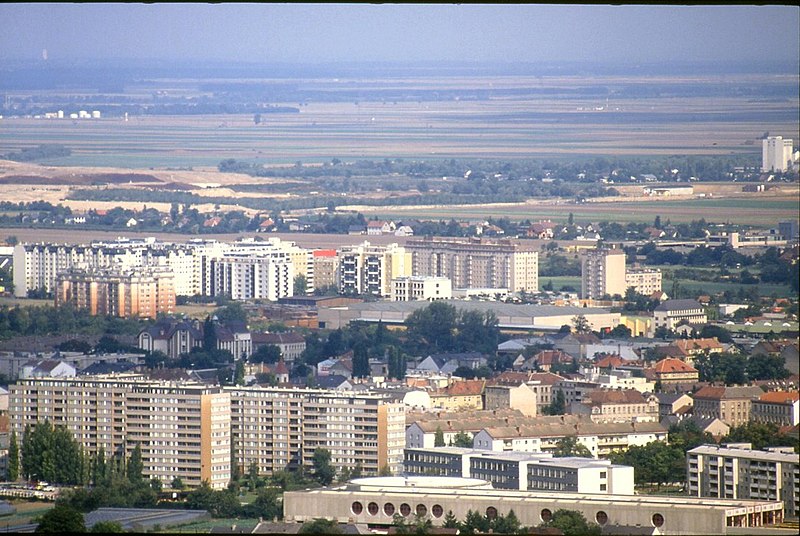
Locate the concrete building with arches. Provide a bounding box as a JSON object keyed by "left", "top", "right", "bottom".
{"left": 283, "top": 476, "right": 785, "bottom": 534}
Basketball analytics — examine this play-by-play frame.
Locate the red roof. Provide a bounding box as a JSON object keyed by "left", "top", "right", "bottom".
{"left": 652, "top": 358, "right": 698, "bottom": 374}
{"left": 759, "top": 391, "right": 800, "bottom": 404}
{"left": 313, "top": 249, "right": 337, "bottom": 257}
{"left": 595, "top": 355, "right": 625, "bottom": 368}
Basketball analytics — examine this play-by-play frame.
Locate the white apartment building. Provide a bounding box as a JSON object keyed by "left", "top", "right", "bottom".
{"left": 208, "top": 253, "right": 293, "bottom": 301}
{"left": 14, "top": 237, "right": 312, "bottom": 300}
{"left": 762, "top": 136, "right": 794, "bottom": 172}
{"left": 581, "top": 247, "right": 626, "bottom": 300}
{"left": 338, "top": 242, "right": 411, "bottom": 297}
{"left": 404, "top": 447, "right": 634, "bottom": 495}
{"left": 688, "top": 443, "right": 799, "bottom": 517}
{"left": 624, "top": 267, "right": 662, "bottom": 296}
{"left": 391, "top": 276, "right": 452, "bottom": 302}
{"left": 405, "top": 237, "right": 538, "bottom": 293}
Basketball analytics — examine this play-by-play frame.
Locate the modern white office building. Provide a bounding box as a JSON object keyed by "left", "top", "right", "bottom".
{"left": 404, "top": 447, "right": 634, "bottom": 495}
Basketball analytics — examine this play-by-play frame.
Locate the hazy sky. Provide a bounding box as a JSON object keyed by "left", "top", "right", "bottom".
{"left": 2, "top": 3, "right": 799, "bottom": 65}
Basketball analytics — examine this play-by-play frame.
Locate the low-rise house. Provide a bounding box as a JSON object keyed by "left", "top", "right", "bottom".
{"left": 429, "top": 379, "right": 486, "bottom": 411}
{"left": 138, "top": 318, "right": 203, "bottom": 360}
{"left": 646, "top": 357, "right": 700, "bottom": 385}
{"left": 653, "top": 299, "right": 708, "bottom": 334}
{"left": 655, "top": 392, "right": 694, "bottom": 420}
{"left": 416, "top": 352, "right": 488, "bottom": 375}
{"left": 472, "top": 414, "right": 668, "bottom": 458}
{"left": 751, "top": 391, "right": 800, "bottom": 426}
{"left": 19, "top": 359, "right": 76, "bottom": 379}
{"left": 251, "top": 332, "right": 306, "bottom": 363}
{"left": 571, "top": 388, "right": 660, "bottom": 423}
{"left": 655, "top": 338, "right": 724, "bottom": 365}
{"left": 523, "top": 349, "right": 574, "bottom": 372}
{"left": 215, "top": 322, "right": 252, "bottom": 361}
{"left": 483, "top": 383, "right": 539, "bottom": 417}
{"left": 405, "top": 409, "right": 528, "bottom": 449}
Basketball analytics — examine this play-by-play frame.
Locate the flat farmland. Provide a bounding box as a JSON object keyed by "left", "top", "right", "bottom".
{"left": 1, "top": 73, "right": 798, "bottom": 167}
{"left": 353, "top": 190, "right": 800, "bottom": 226}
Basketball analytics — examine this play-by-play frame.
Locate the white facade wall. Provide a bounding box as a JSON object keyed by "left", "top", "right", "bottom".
{"left": 762, "top": 136, "right": 794, "bottom": 172}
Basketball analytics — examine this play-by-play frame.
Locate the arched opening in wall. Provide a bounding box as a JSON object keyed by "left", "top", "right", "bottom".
{"left": 596, "top": 511, "right": 608, "bottom": 525}
{"left": 432, "top": 504, "right": 443, "bottom": 518}
{"left": 351, "top": 501, "right": 363, "bottom": 515}
{"left": 384, "top": 503, "right": 395, "bottom": 516}
{"left": 400, "top": 503, "right": 411, "bottom": 517}
{"left": 541, "top": 509, "right": 552, "bottom": 523}
{"left": 486, "top": 506, "right": 498, "bottom": 520}
{"left": 416, "top": 504, "right": 427, "bottom": 517}
{"left": 652, "top": 513, "right": 664, "bottom": 528}
{"left": 367, "top": 502, "right": 379, "bottom": 516}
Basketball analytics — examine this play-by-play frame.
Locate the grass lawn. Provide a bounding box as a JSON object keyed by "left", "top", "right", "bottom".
{"left": 0, "top": 500, "right": 54, "bottom": 529}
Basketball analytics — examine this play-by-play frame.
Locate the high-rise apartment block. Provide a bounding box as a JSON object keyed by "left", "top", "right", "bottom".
{"left": 581, "top": 247, "right": 626, "bottom": 299}
{"left": 405, "top": 237, "right": 538, "bottom": 293}
{"left": 10, "top": 376, "right": 406, "bottom": 489}
{"left": 581, "top": 247, "right": 662, "bottom": 300}
{"left": 13, "top": 237, "right": 311, "bottom": 302}
{"left": 762, "top": 136, "right": 794, "bottom": 172}
{"left": 312, "top": 249, "right": 339, "bottom": 290}
{"left": 54, "top": 267, "right": 175, "bottom": 319}
{"left": 9, "top": 375, "right": 231, "bottom": 489}
{"left": 338, "top": 242, "right": 411, "bottom": 297}
{"left": 688, "top": 443, "right": 799, "bottom": 516}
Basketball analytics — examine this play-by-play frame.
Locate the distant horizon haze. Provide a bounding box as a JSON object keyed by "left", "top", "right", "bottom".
{"left": 1, "top": 4, "right": 798, "bottom": 66}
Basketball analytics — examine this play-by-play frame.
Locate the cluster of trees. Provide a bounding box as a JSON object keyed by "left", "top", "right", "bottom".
{"left": 0, "top": 303, "right": 147, "bottom": 340}
{"left": 693, "top": 352, "right": 790, "bottom": 384}
{"left": 3, "top": 144, "right": 70, "bottom": 162}
{"left": 404, "top": 302, "right": 499, "bottom": 356}
{"left": 297, "top": 321, "right": 411, "bottom": 382}
{"left": 610, "top": 421, "right": 798, "bottom": 491}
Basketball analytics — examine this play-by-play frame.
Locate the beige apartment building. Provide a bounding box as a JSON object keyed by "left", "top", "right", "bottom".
{"left": 624, "top": 267, "right": 662, "bottom": 296}
{"left": 692, "top": 385, "right": 764, "bottom": 428}
{"left": 312, "top": 249, "right": 339, "bottom": 290}
{"left": 581, "top": 247, "right": 626, "bottom": 300}
{"left": 54, "top": 267, "right": 175, "bottom": 319}
{"left": 8, "top": 375, "right": 231, "bottom": 489}
{"left": 225, "top": 386, "right": 406, "bottom": 477}
{"left": 10, "top": 377, "right": 407, "bottom": 488}
{"left": 405, "top": 237, "right": 538, "bottom": 293}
